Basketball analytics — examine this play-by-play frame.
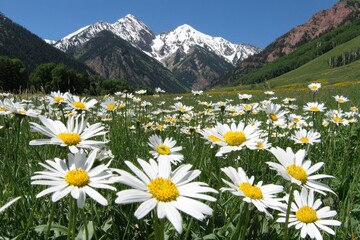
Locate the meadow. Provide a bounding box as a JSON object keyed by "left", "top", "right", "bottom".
{"left": 0, "top": 84, "right": 359, "bottom": 240}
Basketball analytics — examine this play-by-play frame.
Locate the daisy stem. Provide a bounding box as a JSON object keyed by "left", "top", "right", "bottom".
{"left": 72, "top": 200, "right": 77, "bottom": 240}
{"left": 183, "top": 218, "right": 194, "bottom": 240}
{"left": 153, "top": 213, "right": 165, "bottom": 240}
{"left": 67, "top": 199, "right": 73, "bottom": 240}
{"left": 284, "top": 184, "right": 296, "bottom": 240}
{"left": 45, "top": 204, "right": 55, "bottom": 240}
{"left": 238, "top": 203, "right": 250, "bottom": 240}
{"left": 81, "top": 209, "right": 89, "bottom": 240}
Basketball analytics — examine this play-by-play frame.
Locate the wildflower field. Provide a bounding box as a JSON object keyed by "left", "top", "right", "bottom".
{"left": 0, "top": 84, "right": 359, "bottom": 240}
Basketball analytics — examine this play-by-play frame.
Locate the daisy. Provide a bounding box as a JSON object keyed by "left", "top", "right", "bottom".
{"left": 247, "top": 137, "right": 271, "bottom": 151}
{"left": 4, "top": 98, "right": 39, "bottom": 117}
{"left": 238, "top": 94, "right": 252, "bottom": 101}
{"left": 264, "top": 91, "right": 275, "bottom": 95}
{"left": 333, "top": 95, "right": 349, "bottom": 104}
{"left": 191, "top": 90, "right": 204, "bottom": 96}
{"left": 29, "top": 115, "right": 108, "bottom": 153}
{"left": 100, "top": 97, "right": 118, "bottom": 112}
{"left": 170, "top": 102, "right": 194, "bottom": 114}
{"left": 210, "top": 121, "right": 262, "bottom": 157}
{"left": 113, "top": 158, "right": 217, "bottom": 234}
{"left": 277, "top": 188, "right": 341, "bottom": 240}
{"left": 264, "top": 103, "right": 288, "bottom": 124}
{"left": 66, "top": 94, "right": 97, "bottom": 111}
{"left": 31, "top": 150, "right": 115, "bottom": 208}
{"left": 290, "top": 129, "right": 321, "bottom": 145}
{"left": 135, "top": 89, "right": 147, "bottom": 95}
{"left": 303, "top": 102, "right": 326, "bottom": 113}
{"left": 221, "top": 166, "right": 284, "bottom": 217}
{"left": 267, "top": 147, "right": 335, "bottom": 195}
{"left": 155, "top": 87, "right": 165, "bottom": 94}
{"left": 47, "top": 91, "right": 69, "bottom": 105}
{"left": 308, "top": 83, "right": 321, "bottom": 92}
{"left": 326, "top": 110, "right": 349, "bottom": 126}
{"left": 148, "top": 134, "right": 183, "bottom": 164}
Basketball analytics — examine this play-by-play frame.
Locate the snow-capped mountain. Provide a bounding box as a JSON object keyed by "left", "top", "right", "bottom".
{"left": 53, "top": 14, "right": 155, "bottom": 53}
{"left": 150, "top": 24, "right": 259, "bottom": 65}
{"left": 51, "top": 14, "right": 260, "bottom": 65}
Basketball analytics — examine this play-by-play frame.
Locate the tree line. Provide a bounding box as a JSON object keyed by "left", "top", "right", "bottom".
{"left": 328, "top": 47, "right": 360, "bottom": 68}
{"left": 0, "top": 56, "right": 132, "bottom": 95}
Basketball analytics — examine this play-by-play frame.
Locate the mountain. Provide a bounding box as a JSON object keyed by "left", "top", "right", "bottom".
{"left": 218, "top": 0, "right": 360, "bottom": 87}
{"left": 50, "top": 14, "right": 260, "bottom": 90}
{"left": 171, "top": 45, "right": 234, "bottom": 90}
{"left": 149, "top": 24, "right": 259, "bottom": 66}
{"left": 73, "top": 30, "right": 188, "bottom": 93}
{"left": 0, "top": 12, "right": 92, "bottom": 74}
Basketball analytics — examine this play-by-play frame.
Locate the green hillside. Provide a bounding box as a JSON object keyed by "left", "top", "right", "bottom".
{"left": 267, "top": 35, "right": 360, "bottom": 90}
{"left": 225, "top": 18, "right": 360, "bottom": 87}
{"left": 209, "top": 35, "right": 360, "bottom": 94}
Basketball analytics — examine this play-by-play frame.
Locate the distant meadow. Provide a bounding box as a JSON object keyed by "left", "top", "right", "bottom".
{"left": 0, "top": 84, "right": 359, "bottom": 239}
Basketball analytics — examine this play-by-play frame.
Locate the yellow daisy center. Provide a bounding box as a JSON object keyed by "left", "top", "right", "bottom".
{"left": 332, "top": 117, "right": 343, "bottom": 123}
{"left": 54, "top": 96, "right": 64, "bottom": 103}
{"left": 107, "top": 103, "right": 116, "bottom": 111}
{"left": 179, "top": 107, "right": 186, "bottom": 112}
{"left": 309, "top": 106, "right": 320, "bottom": 112}
{"left": 296, "top": 206, "right": 318, "bottom": 223}
{"left": 156, "top": 144, "right": 171, "bottom": 155}
{"left": 337, "top": 99, "right": 345, "bottom": 103}
{"left": 294, "top": 118, "right": 300, "bottom": 123}
{"left": 286, "top": 164, "right": 308, "bottom": 184}
{"left": 269, "top": 113, "right": 278, "bottom": 121}
{"left": 299, "top": 137, "right": 309, "bottom": 143}
{"left": 17, "top": 109, "right": 26, "bottom": 115}
{"left": 65, "top": 169, "right": 89, "bottom": 187}
{"left": 57, "top": 133, "right": 81, "bottom": 146}
{"left": 239, "top": 182, "right": 263, "bottom": 200}
{"left": 256, "top": 141, "right": 264, "bottom": 149}
{"left": 224, "top": 131, "right": 246, "bottom": 146}
{"left": 148, "top": 178, "right": 179, "bottom": 202}
{"left": 244, "top": 105, "right": 252, "bottom": 111}
{"left": 73, "top": 101, "right": 86, "bottom": 109}
{"left": 310, "top": 86, "right": 319, "bottom": 91}
{"left": 208, "top": 135, "right": 221, "bottom": 142}
{"left": 0, "top": 107, "right": 6, "bottom": 112}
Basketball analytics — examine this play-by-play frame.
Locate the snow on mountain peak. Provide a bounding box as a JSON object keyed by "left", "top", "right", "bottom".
{"left": 151, "top": 24, "right": 259, "bottom": 65}
{"left": 52, "top": 14, "right": 260, "bottom": 65}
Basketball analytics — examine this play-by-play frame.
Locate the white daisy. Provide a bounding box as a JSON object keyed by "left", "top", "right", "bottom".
{"left": 31, "top": 150, "right": 115, "bottom": 208}
{"left": 290, "top": 129, "right": 321, "bottom": 145}
{"left": 308, "top": 83, "right": 321, "bottom": 92}
{"left": 304, "top": 102, "right": 327, "bottom": 113}
{"left": 100, "top": 97, "right": 118, "bottom": 112}
{"left": 29, "top": 115, "right": 108, "bottom": 153}
{"left": 170, "top": 102, "right": 194, "bottom": 114}
{"left": 264, "top": 103, "right": 288, "bottom": 124}
{"left": 113, "top": 158, "right": 217, "bottom": 234}
{"left": 211, "top": 121, "right": 262, "bottom": 157}
{"left": 221, "top": 166, "right": 284, "bottom": 218}
{"left": 277, "top": 188, "right": 341, "bottom": 240}
{"left": 267, "top": 147, "right": 335, "bottom": 195}
{"left": 148, "top": 134, "right": 183, "bottom": 164}
{"left": 47, "top": 91, "right": 69, "bottom": 105}
{"left": 333, "top": 95, "right": 349, "bottom": 104}
{"left": 66, "top": 94, "right": 97, "bottom": 111}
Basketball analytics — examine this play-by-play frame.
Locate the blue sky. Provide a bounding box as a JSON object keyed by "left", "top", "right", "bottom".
{"left": 1, "top": 0, "right": 338, "bottom": 48}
